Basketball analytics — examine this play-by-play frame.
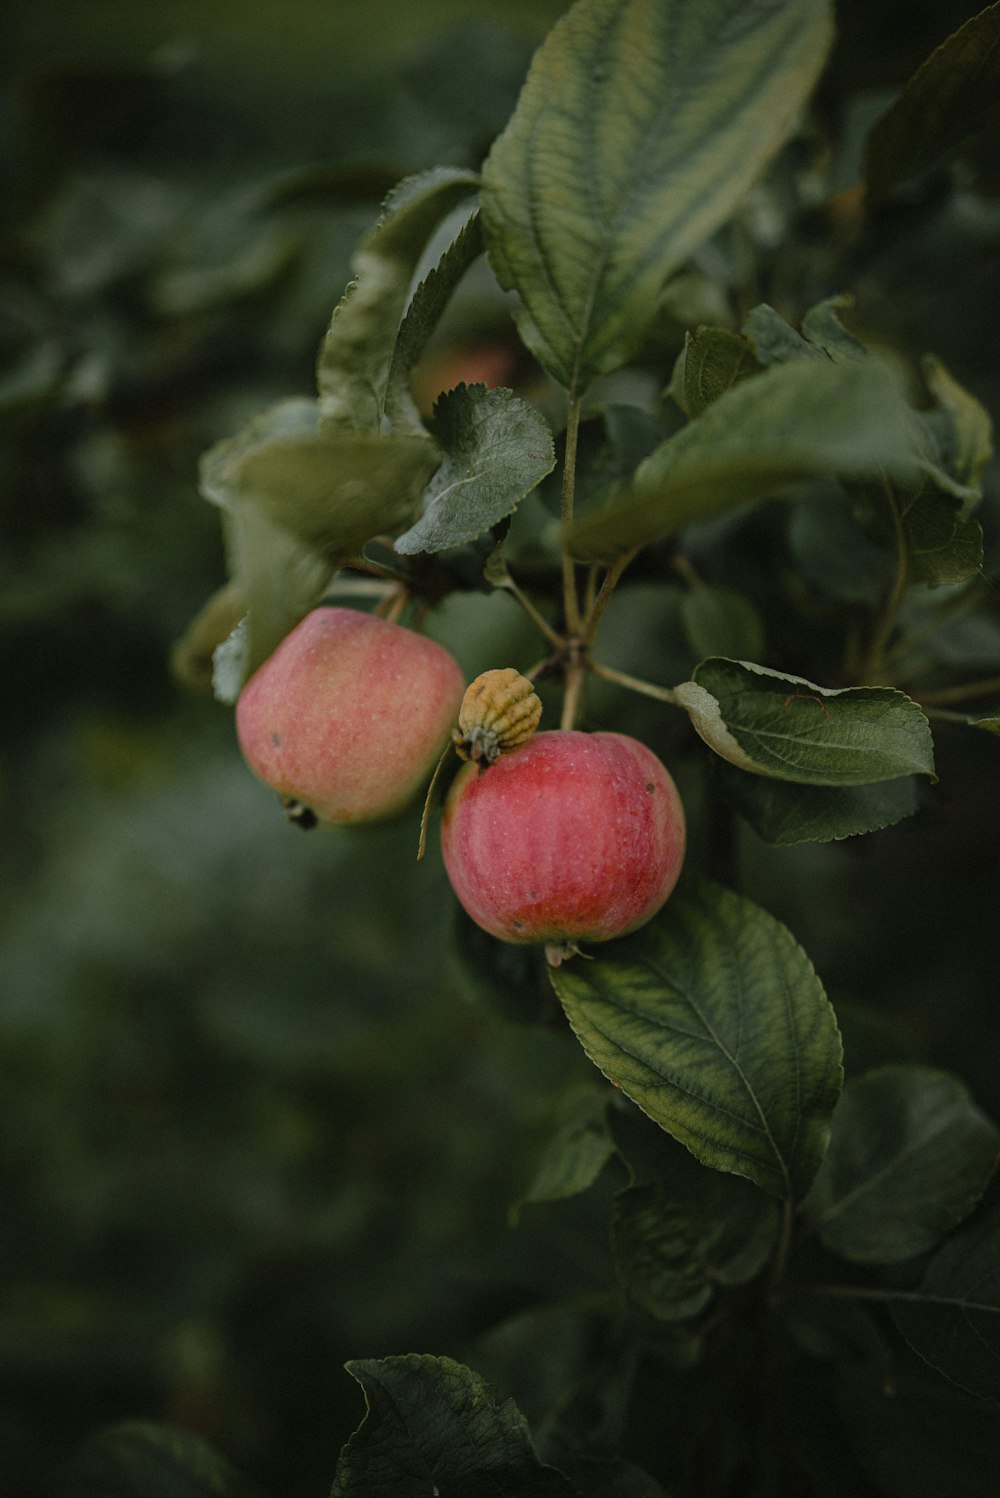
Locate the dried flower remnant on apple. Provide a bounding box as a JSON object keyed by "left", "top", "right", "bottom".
{"left": 452, "top": 668, "right": 543, "bottom": 765}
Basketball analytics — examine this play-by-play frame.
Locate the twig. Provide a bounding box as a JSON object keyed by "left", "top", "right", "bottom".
{"left": 588, "top": 659, "right": 681, "bottom": 706}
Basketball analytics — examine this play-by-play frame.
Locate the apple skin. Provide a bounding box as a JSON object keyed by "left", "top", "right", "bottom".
{"left": 236, "top": 607, "right": 466, "bottom": 824}
{"left": 440, "top": 730, "right": 686, "bottom": 945}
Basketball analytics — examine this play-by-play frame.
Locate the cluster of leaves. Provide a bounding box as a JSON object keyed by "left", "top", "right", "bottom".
{"left": 6, "top": 0, "right": 1000, "bottom": 1495}
{"left": 150, "top": 0, "right": 1000, "bottom": 1494}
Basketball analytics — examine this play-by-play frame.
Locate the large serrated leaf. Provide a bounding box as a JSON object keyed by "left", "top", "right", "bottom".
{"left": 394, "top": 384, "right": 555, "bottom": 555}
{"left": 890, "top": 1207, "right": 1000, "bottom": 1403}
{"left": 331, "top": 1355, "right": 578, "bottom": 1497}
{"left": 803, "top": 1066, "right": 1000, "bottom": 1264}
{"left": 865, "top": 3, "right": 1000, "bottom": 206}
{"left": 675, "top": 659, "right": 936, "bottom": 784}
{"left": 569, "top": 360, "right": 921, "bottom": 559}
{"left": 481, "top": 0, "right": 833, "bottom": 391}
{"left": 383, "top": 212, "right": 485, "bottom": 435}
{"left": 317, "top": 167, "right": 480, "bottom": 432}
{"left": 549, "top": 877, "right": 843, "bottom": 1200}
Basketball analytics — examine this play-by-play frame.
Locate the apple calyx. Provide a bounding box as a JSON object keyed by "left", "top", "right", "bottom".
{"left": 452, "top": 668, "right": 542, "bottom": 765}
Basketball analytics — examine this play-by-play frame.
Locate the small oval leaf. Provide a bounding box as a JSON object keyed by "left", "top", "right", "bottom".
{"left": 394, "top": 384, "right": 555, "bottom": 555}
{"left": 317, "top": 167, "right": 480, "bottom": 432}
{"left": 804, "top": 1066, "right": 1000, "bottom": 1264}
{"left": 680, "top": 586, "right": 765, "bottom": 662}
{"left": 517, "top": 1086, "right": 615, "bottom": 1216}
{"left": 549, "top": 877, "right": 843, "bottom": 1200}
{"left": 676, "top": 659, "right": 936, "bottom": 785}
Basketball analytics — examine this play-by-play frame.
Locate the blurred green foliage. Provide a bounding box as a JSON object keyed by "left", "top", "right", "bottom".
{"left": 2, "top": 2, "right": 999, "bottom": 1496}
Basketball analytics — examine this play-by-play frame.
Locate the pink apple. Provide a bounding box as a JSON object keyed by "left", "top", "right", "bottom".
{"left": 440, "top": 730, "right": 686, "bottom": 946}
{"left": 236, "top": 607, "right": 465, "bottom": 825}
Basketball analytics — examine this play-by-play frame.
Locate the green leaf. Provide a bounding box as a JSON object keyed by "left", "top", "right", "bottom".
{"left": 855, "top": 468, "right": 984, "bottom": 590}
{"left": 481, "top": 0, "right": 833, "bottom": 390}
{"left": 898, "top": 488, "right": 984, "bottom": 588}
{"left": 203, "top": 400, "right": 437, "bottom": 554}
{"left": 394, "top": 384, "right": 556, "bottom": 555}
{"left": 64, "top": 1422, "right": 252, "bottom": 1498}
{"left": 675, "top": 659, "right": 936, "bottom": 784}
{"left": 713, "top": 759, "right": 921, "bottom": 844}
{"left": 200, "top": 398, "right": 439, "bottom": 679}
{"left": 549, "top": 877, "right": 843, "bottom": 1199}
{"left": 331, "top": 1355, "right": 579, "bottom": 1497}
{"left": 742, "top": 303, "right": 827, "bottom": 366}
{"left": 317, "top": 167, "right": 480, "bottom": 433}
{"left": 865, "top": 3, "right": 1000, "bottom": 205}
{"left": 680, "top": 586, "right": 765, "bottom": 662}
{"left": 611, "top": 1138, "right": 778, "bottom": 1321}
{"left": 799, "top": 295, "right": 872, "bottom": 363}
{"left": 787, "top": 479, "right": 890, "bottom": 607}
{"left": 849, "top": 353, "right": 990, "bottom": 588}
{"left": 383, "top": 212, "right": 485, "bottom": 435}
{"left": 673, "top": 327, "right": 762, "bottom": 418}
{"left": 171, "top": 581, "right": 247, "bottom": 695}
{"left": 921, "top": 355, "right": 994, "bottom": 491}
{"left": 568, "top": 360, "right": 922, "bottom": 559}
{"left": 890, "top": 1207, "right": 1000, "bottom": 1402}
{"left": 973, "top": 715, "right": 1000, "bottom": 735}
{"left": 803, "top": 1066, "right": 999, "bottom": 1264}
{"left": 516, "top": 1086, "right": 615, "bottom": 1216}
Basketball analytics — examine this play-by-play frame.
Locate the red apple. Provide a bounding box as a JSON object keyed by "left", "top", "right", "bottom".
{"left": 441, "top": 730, "right": 686, "bottom": 947}
{"left": 236, "top": 607, "right": 465, "bottom": 825}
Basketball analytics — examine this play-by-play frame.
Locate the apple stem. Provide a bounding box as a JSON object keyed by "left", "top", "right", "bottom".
{"left": 501, "top": 575, "right": 565, "bottom": 650}
{"left": 582, "top": 546, "right": 641, "bottom": 648}
{"left": 324, "top": 577, "right": 399, "bottom": 599}
{"left": 588, "top": 660, "right": 681, "bottom": 706}
{"left": 914, "top": 672, "right": 1000, "bottom": 706}
{"left": 859, "top": 479, "right": 909, "bottom": 682}
{"left": 560, "top": 396, "right": 584, "bottom": 637}
{"left": 380, "top": 586, "right": 410, "bottom": 625}
{"left": 560, "top": 655, "right": 586, "bottom": 729}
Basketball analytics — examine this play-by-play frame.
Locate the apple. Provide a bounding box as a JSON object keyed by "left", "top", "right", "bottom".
{"left": 440, "top": 730, "right": 686, "bottom": 948}
{"left": 236, "top": 606, "right": 466, "bottom": 825}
